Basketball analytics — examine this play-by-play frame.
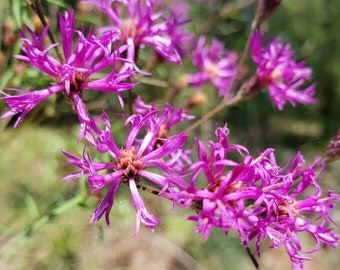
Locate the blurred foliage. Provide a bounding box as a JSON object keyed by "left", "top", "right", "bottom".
{"left": 1, "top": 0, "right": 340, "bottom": 269}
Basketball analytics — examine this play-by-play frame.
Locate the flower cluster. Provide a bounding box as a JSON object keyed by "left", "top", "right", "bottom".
{"left": 1, "top": 1, "right": 339, "bottom": 270}
{"left": 0, "top": 10, "right": 134, "bottom": 129}
{"left": 169, "top": 125, "right": 339, "bottom": 269}
{"left": 82, "top": 0, "right": 189, "bottom": 70}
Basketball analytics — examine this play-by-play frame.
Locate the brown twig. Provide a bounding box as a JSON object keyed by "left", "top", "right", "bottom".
{"left": 184, "top": 90, "right": 243, "bottom": 135}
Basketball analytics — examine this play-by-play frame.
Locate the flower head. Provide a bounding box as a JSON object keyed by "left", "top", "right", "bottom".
{"left": 1, "top": 10, "right": 135, "bottom": 127}
{"left": 82, "top": 0, "right": 185, "bottom": 68}
{"left": 170, "top": 125, "right": 339, "bottom": 270}
{"left": 62, "top": 109, "right": 187, "bottom": 235}
{"left": 250, "top": 30, "right": 316, "bottom": 110}
{"left": 134, "top": 96, "right": 194, "bottom": 174}
{"left": 188, "top": 37, "right": 238, "bottom": 98}
{"left": 248, "top": 153, "right": 340, "bottom": 270}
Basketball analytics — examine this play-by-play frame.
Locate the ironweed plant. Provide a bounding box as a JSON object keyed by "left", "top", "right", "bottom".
{"left": 1, "top": 0, "right": 340, "bottom": 269}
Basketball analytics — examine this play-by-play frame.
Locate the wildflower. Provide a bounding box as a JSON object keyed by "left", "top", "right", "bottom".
{"left": 250, "top": 30, "right": 316, "bottom": 110}
{"left": 164, "top": 0, "right": 195, "bottom": 58}
{"left": 170, "top": 125, "right": 339, "bottom": 270}
{"left": 169, "top": 125, "right": 255, "bottom": 240}
{"left": 187, "top": 37, "right": 238, "bottom": 98}
{"left": 134, "top": 95, "right": 194, "bottom": 130}
{"left": 248, "top": 153, "right": 340, "bottom": 270}
{"left": 1, "top": 10, "right": 134, "bottom": 128}
{"left": 62, "top": 110, "right": 187, "bottom": 235}
{"left": 134, "top": 95, "right": 194, "bottom": 173}
{"left": 82, "top": 0, "right": 185, "bottom": 68}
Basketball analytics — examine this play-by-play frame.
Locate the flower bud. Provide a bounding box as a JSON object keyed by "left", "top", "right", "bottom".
{"left": 175, "top": 74, "right": 189, "bottom": 89}
{"left": 0, "top": 51, "right": 7, "bottom": 76}
{"left": 186, "top": 91, "right": 208, "bottom": 108}
{"left": 325, "top": 128, "right": 340, "bottom": 163}
{"left": 31, "top": 14, "right": 48, "bottom": 36}
{"left": 3, "top": 18, "right": 17, "bottom": 46}
{"left": 255, "top": 0, "right": 282, "bottom": 28}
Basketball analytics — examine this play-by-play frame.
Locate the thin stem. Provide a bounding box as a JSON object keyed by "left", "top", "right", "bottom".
{"left": 235, "top": 0, "right": 262, "bottom": 86}
{"left": 122, "top": 178, "right": 161, "bottom": 196}
{"left": 0, "top": 0, "right": 4, "bottom": 51}
{"left": 185, "top": 91, "right": 243, "bottom": 135}
{"left": 137, "top": 184, "right": 262, "bottom": 270}
{"left": 136, "top": 184, "right": 160, "bottom": 196}
{"left": 2, "top": 194, "right": 86, "bottom": 261}
{"left": 26, "top": 0, "right": 64, "bottom": 63}
{"left": 220, "top": 0, "right": 257, "bottom": 18}
{"left": 245, "top": 246, "right": 262, "bottom": 270}
{"left": 237, "top": 29, "right": 253, "bottom": 79}
{"left": 184, "top": 1, "right": 264, "bottom": 135}
{"left": 128, "top": 88, "right": 133, "bottom": 115}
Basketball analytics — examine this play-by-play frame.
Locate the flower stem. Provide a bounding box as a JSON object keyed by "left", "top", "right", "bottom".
{"left": 184, "top": 0, "right": 266, "bottom": 135}
{"left": 184, "top": 91, "right": 243, "bottom": 135}
{"left": 2, "top": 194, "right": 86, "bottom": 261}
{"left": 25, "top": 0, "right": 64, "bottom": 63}
{"left": 245, "top": 246, "right": 262, "bottom": 270}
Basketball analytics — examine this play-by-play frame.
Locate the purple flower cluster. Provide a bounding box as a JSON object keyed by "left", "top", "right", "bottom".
{"left": 169, "top": 125, "right": 339, "bottom": 269}
{"left": 250, "top": 30, "right": 317, "bottom": 110}
{"left": 1, "top": 2, "right": 339, "bottom": 270}
{"left": 0, "top": 10, "right": 134, "bottom": 128}
{"left": 82, "top": 0, "right": 188, "bottom": 69}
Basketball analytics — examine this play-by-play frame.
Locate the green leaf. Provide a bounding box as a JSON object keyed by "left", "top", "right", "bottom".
{"left": 12, "top": 0, "right": 23, "bottom": 29}
{"left": 24, "top": 192, "right": 40, "bottom": 219}
{"left": 46, "top": 0, "right": 71, "bottom": 9}
{"left": 0, "top": 69, "right": 14, "bottom": 91}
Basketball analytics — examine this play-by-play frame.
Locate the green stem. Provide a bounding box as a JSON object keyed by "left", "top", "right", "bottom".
{"left": 2, "top": 194, "right": 86, "bottom": 262}
{"left": 184, "top": 91, "right": 244, "bottom": 135}
{"left": 184, "top": 0, "right": 263, "bottom": 135}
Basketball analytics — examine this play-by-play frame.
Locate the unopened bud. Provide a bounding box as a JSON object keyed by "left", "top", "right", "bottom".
{"left": 3, "top": 18, "right": 17, "bottom": 46}
{"left": 14, "top": 62, "right": 27, "bottom": 78}
{"left": 255, "top": 0, "right": 282, "bottom": 28}
{"left": 325, "top": 128, "right": 340, "bottom": 163}
{"left": 76, "top": 3, "right": 93, "bottom": 14}
{"left": 31, "top": 14, "right": 48, "bottom": 36}
{"left": 175, "top": 74, "right": 189, "bottom": 89}
{"left": 186, "top": 91, "right": 208, "bottom": 108}
{"left": 0, "top": 51, "right": 7, "bottom": 76}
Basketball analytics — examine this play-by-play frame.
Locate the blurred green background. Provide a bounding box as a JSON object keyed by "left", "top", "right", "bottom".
{"left": 1, "top": 0, "right": 340, "bottom": 269}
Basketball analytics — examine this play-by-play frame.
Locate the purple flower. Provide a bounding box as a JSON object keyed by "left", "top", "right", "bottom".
{"left": 62, "top": 110, "right": 187, "bottom": 235}
{"left": 250, "top": 30, "right": 317, "bottom": 110}
{"left": 169, "top": 125, "right": 256, "bottom": 239}
{"left": 134, "top": 96, "right": 194, "bottom": 174}
{"left": 169, "top": 125, "right": 339, "bottom": 270}
{"left": 1, "top": 10, "right": 135, "bottom": 128}
{"left": 134, "top": 95, "right": 194, "bottom": 131}
{"left": 82, "top": 0, "right": 185, "bottom": 67}
{"left": 188, "top": 37, "right": 238, "bottom": 97}
{"left": 163, "top": 0, "right": 195, "bottom": 58}
{"left": 248, "top": 153, "right": 340, "bottom": 270}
